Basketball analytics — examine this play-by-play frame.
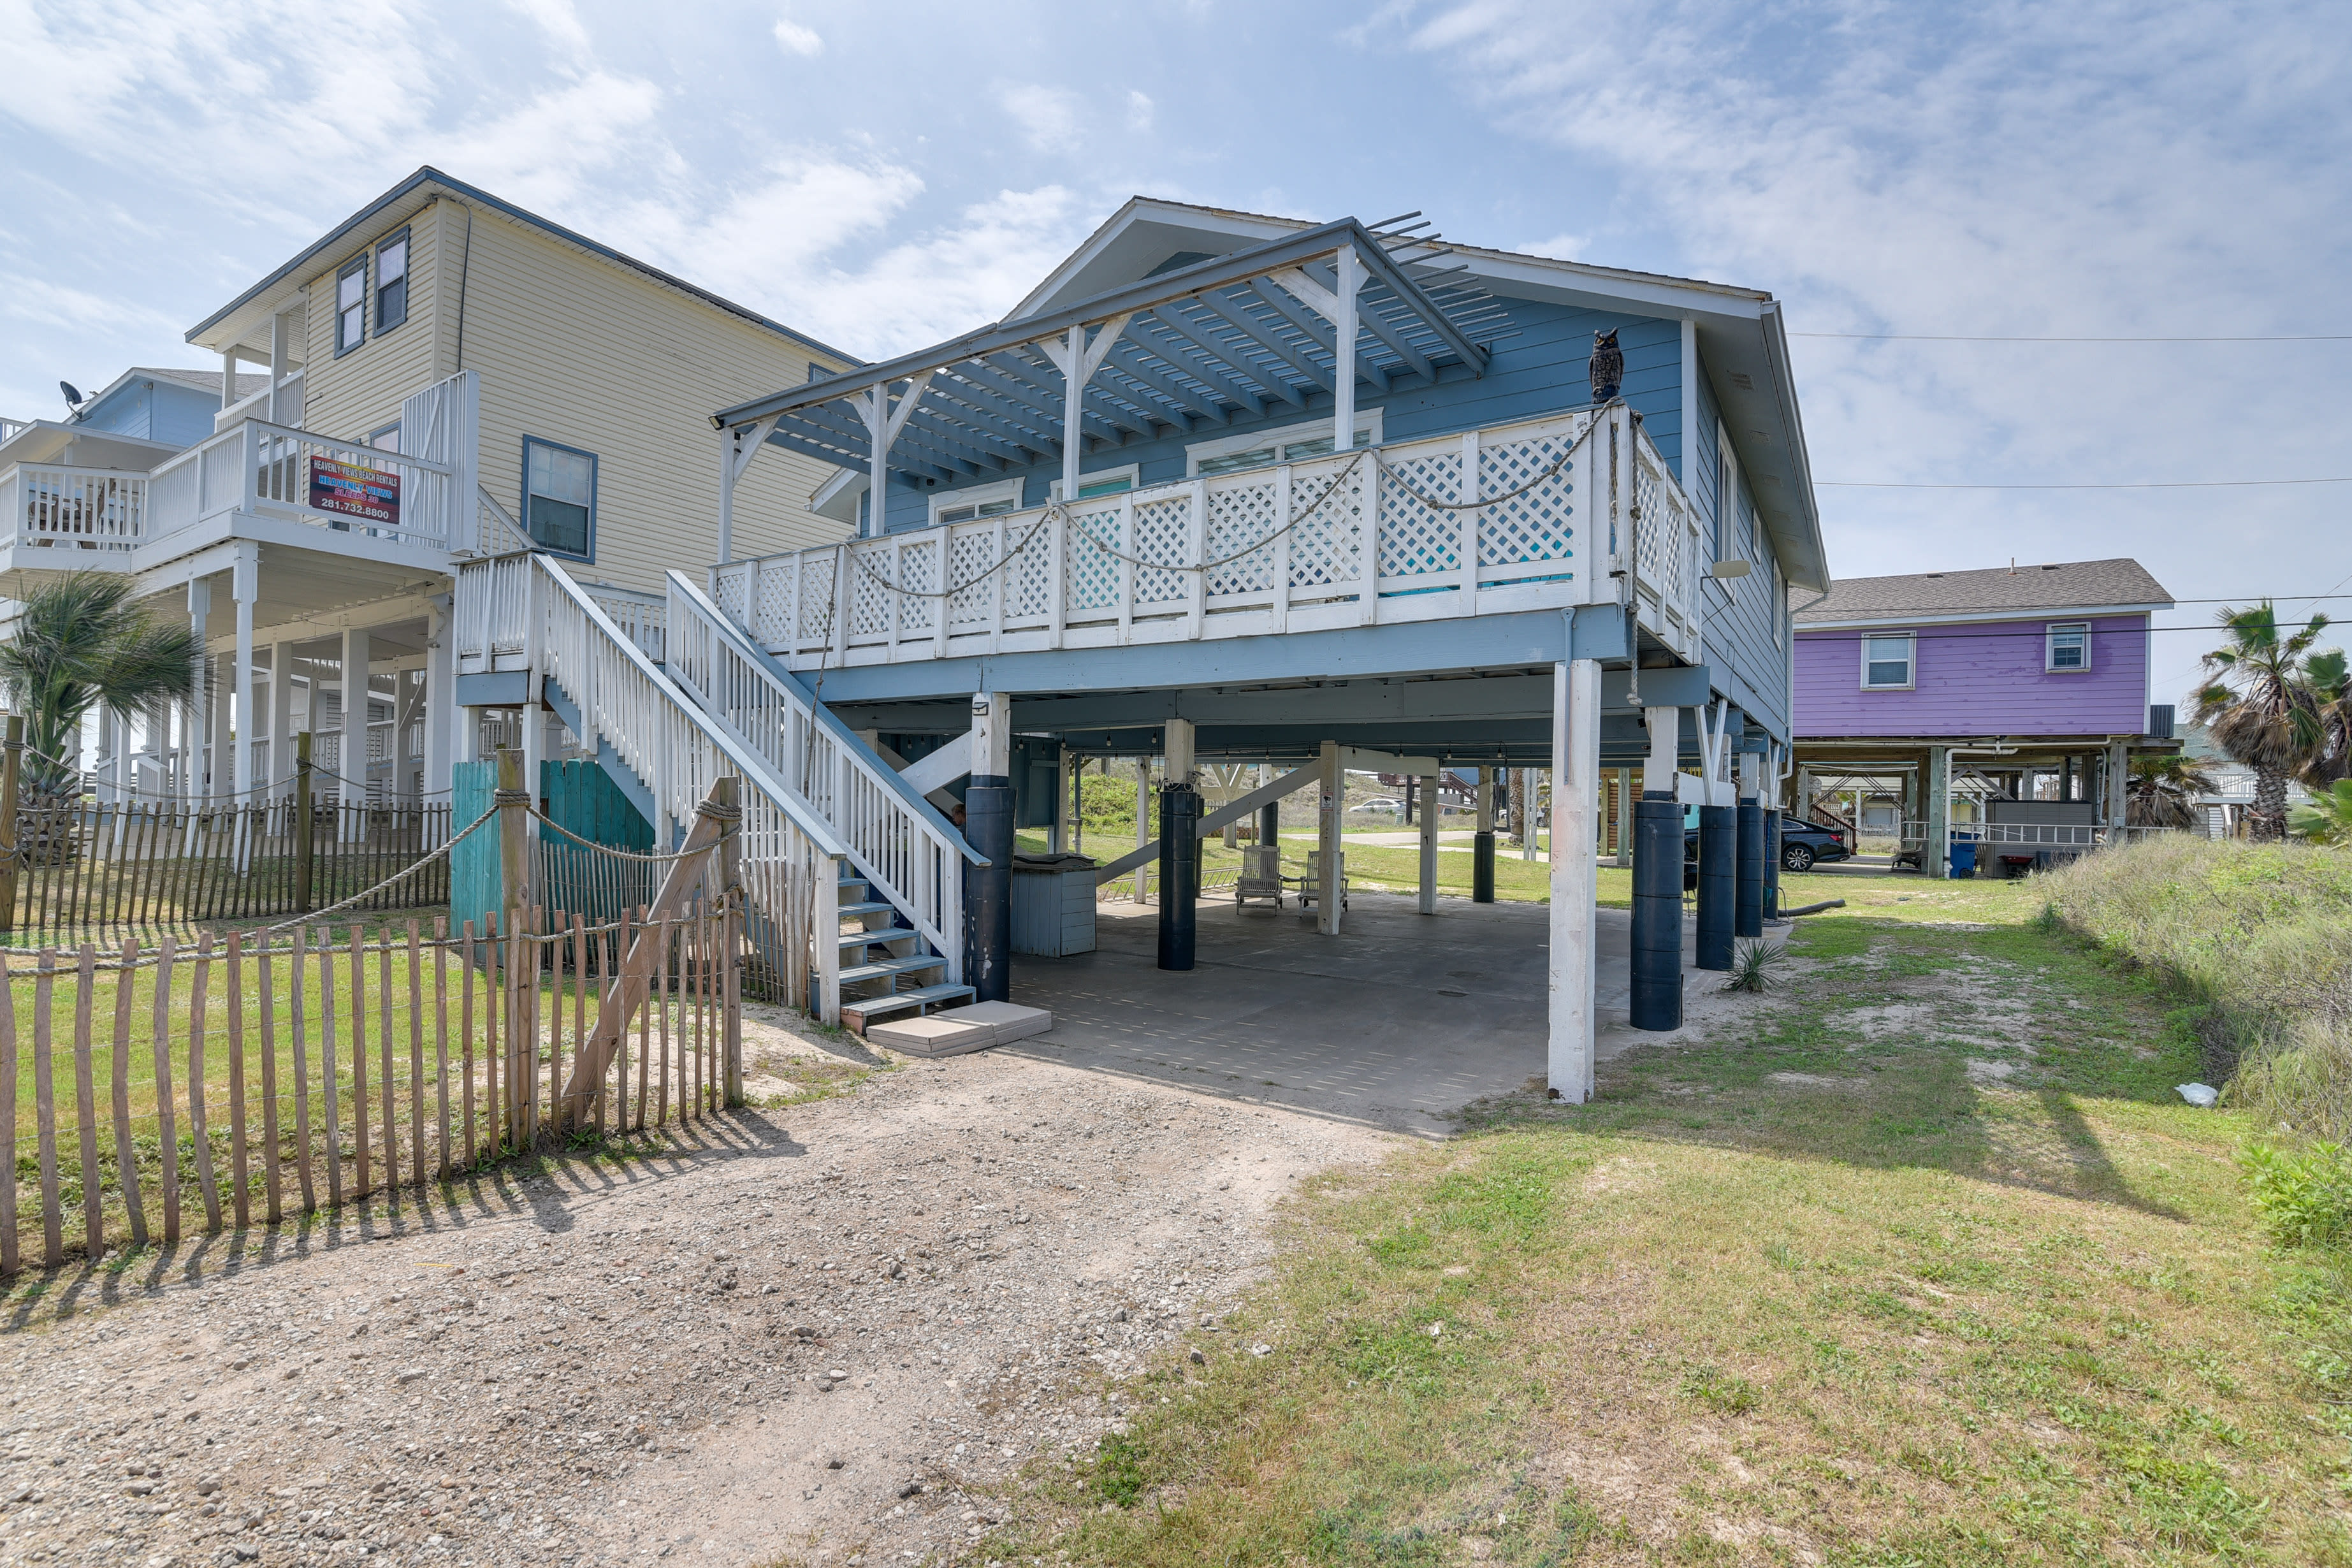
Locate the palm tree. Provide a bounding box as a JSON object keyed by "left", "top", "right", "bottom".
{"left": 2193, "top": 603, "right": 2331, "bottom": 841}
{"left": 2305, "top": 648, "right": 2351, "bottom": 788}
{"left": 2290, "top": 779, "right": 2352, "bottom": 846}
{"left": 0, "top": 574, "right": 196, "bottom": 802}
{"left": 2126, "top": 754, "right": 2219, "bottom": 829}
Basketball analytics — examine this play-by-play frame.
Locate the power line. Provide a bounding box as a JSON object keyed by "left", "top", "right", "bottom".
{"left": 1790, "top": 331, "right": 2352, "bottom": 343}
{"left": 1818, "top": 476, "right": 2352, "bottom": 490}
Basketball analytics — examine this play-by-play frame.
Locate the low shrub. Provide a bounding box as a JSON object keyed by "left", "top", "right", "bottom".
{"left": 2042, "top": 837, "right": 2352, "bottom": 1136}
{"left": 2239, "top": 1139, "right": 2352, "bottom": 1250}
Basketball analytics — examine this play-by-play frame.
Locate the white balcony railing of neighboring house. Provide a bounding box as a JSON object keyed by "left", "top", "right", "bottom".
{"left": 0, "top": 464, "right": 149, "bottom": 551}
{"left": 1, "top": 370, "right": 477, "bottom": 565}
{"left": 0, "top": 418, "right": 31, "bottom": 444}
{"left": 708, "top": 403, "right": 1703, "bottom": 671}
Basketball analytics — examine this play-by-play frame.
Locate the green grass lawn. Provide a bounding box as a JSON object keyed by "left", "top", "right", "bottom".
{"left": 1001, "top": 875, "right": 2351, "bottom": 1565}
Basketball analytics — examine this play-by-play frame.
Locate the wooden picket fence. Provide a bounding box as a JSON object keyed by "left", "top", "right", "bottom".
{"left": 1, "top": 897, "right": 738, "bottom": 1275}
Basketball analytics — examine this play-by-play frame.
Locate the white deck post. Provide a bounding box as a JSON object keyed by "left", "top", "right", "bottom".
{"left": 1135, "top": 756, "right": 1152, "bottom": 902}
{"left": 1164, "top": 717, "right": 1195, "bottom": 788}
{"left": 2104, "top": 739, "right": 2128, "bottom": 831}
{"left": 1318, "top": 739, "right": 1342, "bottom": 937}
{"left": 220, "top": 351, "right": 238, "bottom": 412}
{"left": 268, "top": 313, "right": 293, "bottom": 423}
{"left": 1050, "top": 744, "right": 1070, "bottom": 853}
{"left": 1418, "top": 768, "right": 1438, "bottom": 915}
{"left": 270, "top": 642, "right": 300, "bottom": 797}
{"left": 1551, "top": 659, "right": 1601, "bottom": 1101}
{"left": 1522, "top": 767, "right": 1540, "bottom": 860}
{"left": 1615, "top": 767, "right": 1633, "bottom": 866}
{"left": 184, "top": 579, "right": 208, "bottom": 806}
{"left": 424, "top": 597, "right": 454, "bottom": 816}
{"left": 1332, "top": 245, "right": 1361, "bottom": 454}
{"left": 231, "top": 542, "right": 257, "bottom": 807}
{"left": 340, "top": 626, "right": 370, "bottom": 841}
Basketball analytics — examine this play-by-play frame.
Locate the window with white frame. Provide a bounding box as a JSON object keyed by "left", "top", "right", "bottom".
{"left": 1049, "top": 464, "right": 1140, "bottom": 502}
{"left": 928, "top": 477, "right": 1023, "bottom": 527}
{"left": 1861, "top": 632, "right": 1914, "bottom": 690}
{"left": 368, "top": 421, "right": 401, "bottom": 453}
{"left": 523, "top": 437, "right": 597, "bottom": 558}
{"left": 335, "top": 256, "right": 367, "bottom": 354}
{"left": 374, "top": 229, "right": 409, "bottom": 333}
{"left": 2046, "top": 622, "right": 2090, "bottom": 672}
{"left": 1185, "top": 411, "right": 1381, "bottom": 477}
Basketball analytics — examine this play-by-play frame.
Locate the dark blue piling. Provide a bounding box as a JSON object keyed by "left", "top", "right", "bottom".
{"left": 1631, "top": 795, "right": 1685, "bottom": 1031}
{"left": 1697, "top": 803, "right": 1736, "bottom": 970}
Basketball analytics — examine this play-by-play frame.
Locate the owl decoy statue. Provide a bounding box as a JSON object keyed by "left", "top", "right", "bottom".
{"left": 1588, "top": 329, "right": 1623, "bottom": 405}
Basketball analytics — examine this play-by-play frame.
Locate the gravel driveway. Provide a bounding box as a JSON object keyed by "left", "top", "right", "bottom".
{"left": 0, "top": 1008, "right": 1393, "bottom": 1567}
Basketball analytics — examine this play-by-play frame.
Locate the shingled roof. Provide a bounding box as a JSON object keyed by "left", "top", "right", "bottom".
{"left": 1792, "top": 558, "right": 2173, "bottom": 624}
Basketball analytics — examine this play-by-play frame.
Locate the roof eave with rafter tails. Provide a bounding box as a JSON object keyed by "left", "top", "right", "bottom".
{"left": 708, "top": 216, "right": 1511, "bottom": 484}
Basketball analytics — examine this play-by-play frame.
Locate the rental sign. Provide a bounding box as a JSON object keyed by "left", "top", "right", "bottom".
{"left": 307, "top": 456, "right": 401, "bottom": 526}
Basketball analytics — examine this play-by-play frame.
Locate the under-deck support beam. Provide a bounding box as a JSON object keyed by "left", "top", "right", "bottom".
{"left": 1551, "top": 658, "right": 1601, "bottom": 1101}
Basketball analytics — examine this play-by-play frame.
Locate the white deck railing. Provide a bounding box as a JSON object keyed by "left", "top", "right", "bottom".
{"left": 664, "top": 569, "right": 976, "bottom": 968}
{"left": 711, "top": 403, "right": 1702, "bottom": 669}
{"left": 145, "top": 417, "right": 457, "bottom": 549}
{"left": 0, "top": 464, "right": 149, "bottom": 551}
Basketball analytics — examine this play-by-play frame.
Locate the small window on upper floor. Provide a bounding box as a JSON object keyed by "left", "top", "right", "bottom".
{"left": 1186, "top": 412, "right": 1381, "bottom": 477}
{"left": 368, "top": 421, "right": 401, "bottom": 453}
{"left": 1048, "top": 465, "right": 1140, "bottom": 503}
{"left": 524, "top": 437, "right": 597, "bottom": 560}
{"left": 929, "top": 477, "right": 1023, "bottom": 527}
{"left": 375, "top": 229, "right": 409, "bottom": 334}
{"left": 335, "top": 256, "right": 367, "bottom": 354}
{"left": 1862, "top": 632, "right": 1914, "bottom": 690}
{"left": 2047, "top": 622, "right": 2090, "bottom": 672}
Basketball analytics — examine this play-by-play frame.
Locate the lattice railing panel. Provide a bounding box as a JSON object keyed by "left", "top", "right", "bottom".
{"left": 1012, "top": 517, "right": 1055, "bottom": 619}
{"left": 1131, "top": 495, "right": 1192, "bottom": 607}
{"left": 1377, "top": 448, "right": 1462, "bottom": 577}
{"left": 1205, "top": 479, "right": 1278, "bottom": 596}
{"left": 898, "top": 536, "right": 940, "bottom": 635}
{"left": 1066, "top": 505, "right": 1123, "bottom": 614}
{"left": 947, "top": 533, "right": 998, "bottom": 627}
{"left": 849, "top": 545, "right": 892, "bottom": 638}
{"left": 798, "top": 556, "right": 836, "bottom": 645}
{"left": 1289, "top": 464, "right": 1363, "bottom": 590}
{"left": 1479, "top": 432, "right": 1576, "bottom": 568}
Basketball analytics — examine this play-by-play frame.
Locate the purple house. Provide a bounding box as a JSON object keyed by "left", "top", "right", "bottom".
{"left": 1790, "top": 559, "right": 2178, "bottom": 876}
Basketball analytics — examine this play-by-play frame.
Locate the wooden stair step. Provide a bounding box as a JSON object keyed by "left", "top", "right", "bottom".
{"left": 838, "top": 927, "right": 917, "bottom": 951}
{"left": 836, "top": 901, "right": 897, "bottom": 921}
{"left": 838, "top": 954, "right": 948, "bottom": 987}
{"left": 842, "top": 983, "right": 978, "bottom": 1031}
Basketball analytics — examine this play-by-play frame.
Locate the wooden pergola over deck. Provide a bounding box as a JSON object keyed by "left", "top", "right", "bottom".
{"left": 708, "top": 216, "right": 1511, "bottom": 556}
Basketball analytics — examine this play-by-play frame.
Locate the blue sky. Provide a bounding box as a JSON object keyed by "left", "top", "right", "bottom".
{"left": 3, "top": 0, "right": 2345, "bottom": 705}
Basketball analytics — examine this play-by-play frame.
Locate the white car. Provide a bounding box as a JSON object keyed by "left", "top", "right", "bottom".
{"left": 1349, "top": 797, "right": 1404, "bottom": 813}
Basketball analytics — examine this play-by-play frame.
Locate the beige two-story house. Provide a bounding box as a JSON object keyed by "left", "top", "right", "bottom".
{"left": 0, "top": 165, "right": 857, "bottom": 809}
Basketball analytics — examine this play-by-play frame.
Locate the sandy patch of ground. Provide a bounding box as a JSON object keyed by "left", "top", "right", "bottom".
{"left": 0, "top": 1022, "right": 1393, "bottom": 1567}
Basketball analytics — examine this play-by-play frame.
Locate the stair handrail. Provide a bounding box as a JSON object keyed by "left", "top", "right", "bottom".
{"left": 526, "top": 553, "right": 853, "bottom": 862}
{"left": 665, "top": 569, "right": 984, "bottom": 866}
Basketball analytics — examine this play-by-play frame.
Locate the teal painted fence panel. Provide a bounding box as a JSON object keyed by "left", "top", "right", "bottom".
{"left": 538, "top": 758, "right": 659, "bottom": 926}
{"left": 451, "top": 760, "right": 500, "bottom": 936}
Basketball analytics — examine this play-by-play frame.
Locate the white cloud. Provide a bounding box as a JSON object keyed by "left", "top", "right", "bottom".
{"left": 1514, "top": 232, "right": 1588, "bottom": 262}
{"left": 0, "top": 275, "right": 184, "bottom": 336}
{"left": 1400, "top": 0, "right": 2352, "bottom": 618}
{"left": 772, "top": 18, "right": 823, "bottom": 57}
{"left": 1125, "top": 90, "right": 1155, "bottom": 132}
{"left": 998, "top": 83, "right": 1083, "bottom": 153}
{"left": 505, "top": 0, "right": 591, "bottom": 59}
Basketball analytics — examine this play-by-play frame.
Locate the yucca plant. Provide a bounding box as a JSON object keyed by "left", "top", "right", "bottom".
{"left": 0, "top": 573, "right": 195, "bottom": 802}
{"left": 2193, "top": 603, "right": 2334, "bottom": 841}
{"left": 1722, "top": 938, "right": 1789, "bottom": 994}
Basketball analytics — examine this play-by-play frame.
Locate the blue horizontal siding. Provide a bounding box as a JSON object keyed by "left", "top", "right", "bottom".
{"left": 883, "top": 296, "right": 1685, "bottom": 533}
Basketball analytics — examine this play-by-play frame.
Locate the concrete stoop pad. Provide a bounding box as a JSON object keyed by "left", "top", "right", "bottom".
{"left": 868, "top": 1001, "right": 1054, "bottom": 1057}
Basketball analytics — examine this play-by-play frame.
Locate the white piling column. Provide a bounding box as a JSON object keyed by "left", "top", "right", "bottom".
{"left": 230, "top": 545, "right": 257, "bottom": 805}
{"left": 1476, "top": 770, "right": 1494, "bottom": 834}
{"left": 424, "top": 598, "right": 455, "bottom": 818}
{"left": 1050, "top": 744, "right": 1070, "bottom": 854}
{"left": 340, "top": 625, "right": 370, "bottom": 841}
{"left": 1418, "top": 769, "right": 1439, "bottom": 915}
{"left": 184, "top": 579, "right": 210, "bottom": 805}
{"left": 1135, "top": 756, "right": 1152, "bottom": 903}
{"left": 1317, "top": 739, "right": 1342, "bottom": 937}
{"left": 1615, "top": 767, "right": 1633, "bottom": 867}
{"left": 1332, "top": 245, "right": 1361, "bottom": 454}
{"left": 1550, "top": 660, "right": 1601, "bottom": 1102}
{"left": 1521, "top": 767, "right": 1539, "bottom": 860}
{"left": 269, "top": 643, "right": 299, "bottom": 797}
{"left": 1164, "top": 717, "right": 1195, "bottom": 789}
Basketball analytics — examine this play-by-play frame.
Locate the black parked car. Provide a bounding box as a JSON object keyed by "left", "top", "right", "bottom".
{"left": 1679, "top": 818, "right": 1852, "bottom": 884}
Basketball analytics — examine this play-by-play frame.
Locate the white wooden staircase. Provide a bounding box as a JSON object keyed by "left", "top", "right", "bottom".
{"left": 454, "top": 551, "right": 984, "bottom": 1026}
